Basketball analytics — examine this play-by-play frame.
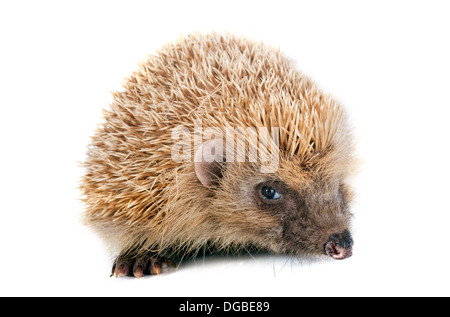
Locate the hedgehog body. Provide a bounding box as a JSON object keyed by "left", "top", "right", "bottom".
{"left": 81, "top": 33, "right": 357, "bottom": 277}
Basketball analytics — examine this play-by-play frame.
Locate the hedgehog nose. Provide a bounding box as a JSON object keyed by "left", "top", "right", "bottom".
{"left": 324, "top": 230, "right": 354, "bottom": 260}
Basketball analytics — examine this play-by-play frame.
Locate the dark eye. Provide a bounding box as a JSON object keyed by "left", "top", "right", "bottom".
{"left": 261, "top": 186, "right": 281, "bottom": 200}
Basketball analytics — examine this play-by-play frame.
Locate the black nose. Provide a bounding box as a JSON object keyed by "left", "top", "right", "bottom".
{"left": 324, "top": 229, "right": 354, "bottom": 260}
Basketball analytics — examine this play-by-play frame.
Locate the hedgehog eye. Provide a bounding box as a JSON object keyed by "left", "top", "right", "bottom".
{"left": 261, "top": 186, "right": 281, "bottom": 200}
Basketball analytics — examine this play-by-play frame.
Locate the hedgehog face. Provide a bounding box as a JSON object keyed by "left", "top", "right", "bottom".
{"left": 238, "top": 162, "right": 353, "bottom": 260}
{"left": 196, "top": 150, "right": 354, "bottom": 260}
{"left": 250, "top": 174, "right": 354, "bottom": 260}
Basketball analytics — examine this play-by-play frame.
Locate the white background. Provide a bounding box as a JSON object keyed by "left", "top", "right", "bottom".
{"left": 1, "top": 0, "right": 449, "bottom": 297}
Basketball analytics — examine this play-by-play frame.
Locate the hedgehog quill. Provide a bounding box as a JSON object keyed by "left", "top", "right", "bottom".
{"left": 80, "top": 33, "right": 358, "bottom": 278}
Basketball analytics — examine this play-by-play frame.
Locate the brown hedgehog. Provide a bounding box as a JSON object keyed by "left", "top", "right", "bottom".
{"left": 81, "top": 33, "right": 357, "bottom": 278}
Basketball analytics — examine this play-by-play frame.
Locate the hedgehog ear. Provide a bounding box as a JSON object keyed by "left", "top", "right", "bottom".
{"left": 194, "top": 138, "right": 225, "bottom": 188}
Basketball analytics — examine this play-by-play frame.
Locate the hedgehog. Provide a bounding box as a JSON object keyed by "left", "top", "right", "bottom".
{"left": 81, "top": 33, "right": 357, "bottom": 278}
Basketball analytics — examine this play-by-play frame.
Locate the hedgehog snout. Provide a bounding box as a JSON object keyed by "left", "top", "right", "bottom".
{"left": 324, "top": 229, "right": 353, "bottom": 260}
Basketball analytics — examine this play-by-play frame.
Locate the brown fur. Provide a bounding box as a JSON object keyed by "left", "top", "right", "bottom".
{"left": 80, "top": 33, "right": 357, "bottom": 264}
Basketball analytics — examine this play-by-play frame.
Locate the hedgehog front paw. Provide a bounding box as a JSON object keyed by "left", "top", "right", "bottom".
{"left": 111, "top": 254, "right": 176, "bottom": 278}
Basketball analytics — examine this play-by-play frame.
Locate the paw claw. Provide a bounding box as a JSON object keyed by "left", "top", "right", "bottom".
{"left": 150, "top": 262, "right": 161, "bottom": 275}
{"left": 133, "top": 265, "right": 144, "bottom": 278}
